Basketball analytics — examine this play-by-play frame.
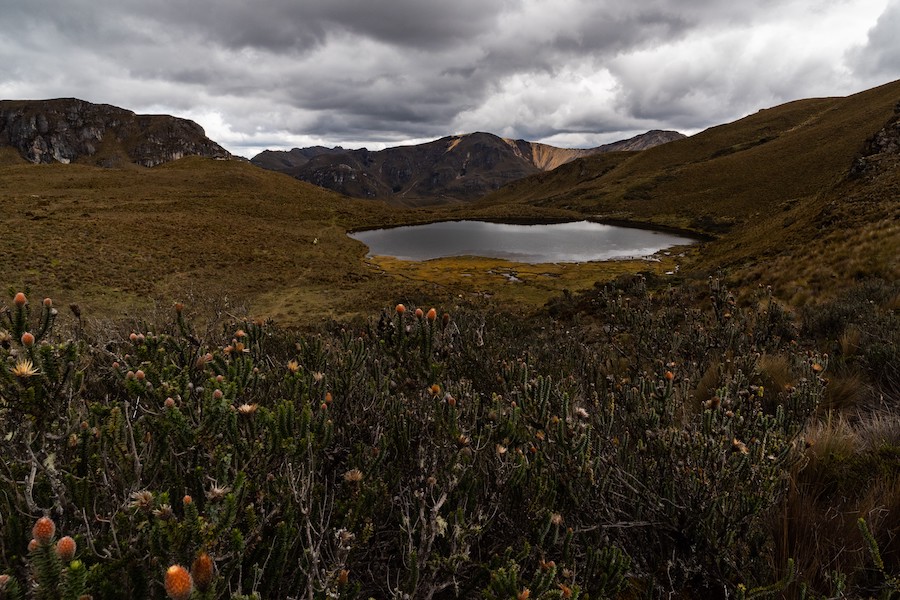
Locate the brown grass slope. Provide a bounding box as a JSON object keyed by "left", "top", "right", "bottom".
{"left": 481, "top": 79, "right": 900, "bottom": 301}
{"left": 0, "top": 157, "right": 438, "bottom": 323}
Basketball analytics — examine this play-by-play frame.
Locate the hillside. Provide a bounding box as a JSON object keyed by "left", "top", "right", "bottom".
{"left": 0, "top": 157, "right": 420, "bottom": 323}
{"left": 251, "top": 130, "right": 684, "bottom": 205}
{"left": 478, "top": 79, "right": 900, "bottom": 301}
{"left": 0, "top": 98, "right": 230, "bottom": 167}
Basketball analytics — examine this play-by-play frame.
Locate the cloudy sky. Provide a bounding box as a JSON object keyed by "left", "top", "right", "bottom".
{"left": 2, "top": 0, "right": 899, "bottom": 158}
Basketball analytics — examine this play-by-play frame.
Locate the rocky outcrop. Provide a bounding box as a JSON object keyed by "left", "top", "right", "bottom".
{"left": 252, "top": 130, "right": 684, "bottom": 205}
{"left": 0, "top": 98, "right": 231, "bottom": 167}
{"left": 850, "top": 100, "right": 900, "bottom": 177}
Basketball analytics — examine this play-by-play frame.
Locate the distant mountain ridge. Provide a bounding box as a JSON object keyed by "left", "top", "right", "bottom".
{"left": 0, "top": 98, "right": 230, "bottom": 167}
{"left": 251, "top": 130, "right": 684, "bottom": 205}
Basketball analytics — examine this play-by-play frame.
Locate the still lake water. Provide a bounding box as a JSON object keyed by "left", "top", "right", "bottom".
{"left": 349, "top": 220, "right": 696, "bottom": 264}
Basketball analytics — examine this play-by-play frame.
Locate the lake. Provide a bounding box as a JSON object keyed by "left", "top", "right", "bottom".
{"left": 349, "top": 220, "right": 696, "bottom": 263}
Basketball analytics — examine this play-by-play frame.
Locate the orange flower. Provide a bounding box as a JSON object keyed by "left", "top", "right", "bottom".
{"left": 183, "top": 495, "right": 192, "bottom": 505}
{"left": 56, "top": 536, "right": 76, "bottom": 562}
{"left": 664, "top": 370, "right": 674, "bottom": 381}
{"left": 164, "top": 565, "right": 193, "bottom": 600}
{"left": 395, "top": 303, "right": 406, "bottom": 315}
{"left": 32, "top": 516, "right": 56, "bottom": 545}
{"left": 20, "top": 332, "right": 35, "bottom": 347}
{"left": 426, "top": 308, "right": 437, "bottom": 321}
{"left": 42, "top": 297, "right": 52, "bottom": 308}
{"left": 415, "top": 308, "right": 424, "bottom": 318}
{"left": 13, "top": 292, "right": 26, "bottom": 307}
{"left": 191, "top": 552, "right": 214, "bottom": 593}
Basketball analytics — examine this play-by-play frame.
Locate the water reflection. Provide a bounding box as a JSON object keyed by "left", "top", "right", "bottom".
{"left": 349, "top": 220, "right": 695, "bottom": 263}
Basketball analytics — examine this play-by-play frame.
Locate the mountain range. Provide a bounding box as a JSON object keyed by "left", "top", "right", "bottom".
{"left": 251, "top": 130, "right": 684, "bottom": 205}
{"left": 0, "top": 97, "right": 682, "bottom": 205}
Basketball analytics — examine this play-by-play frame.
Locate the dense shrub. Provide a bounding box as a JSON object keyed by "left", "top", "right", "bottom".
{"left": 0, "top": 280, "right": 894, "bottom": 599}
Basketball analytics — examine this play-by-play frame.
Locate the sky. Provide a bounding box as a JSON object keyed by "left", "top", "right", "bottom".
{"left": 1, "top": 0, "right": 899, "bottom": 159}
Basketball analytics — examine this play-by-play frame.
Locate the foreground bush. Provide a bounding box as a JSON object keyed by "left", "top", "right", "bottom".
{"left": 0, "top": 280, "right": 895, "bottom": 598}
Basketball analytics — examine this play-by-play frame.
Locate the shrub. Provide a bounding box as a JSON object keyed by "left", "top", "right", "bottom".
{"left": 0, "top": 281, "right": 890, "bottom": 598}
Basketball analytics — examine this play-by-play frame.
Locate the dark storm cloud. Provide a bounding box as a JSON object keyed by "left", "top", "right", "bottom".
{"left": 849, "top": 1, "right": 900, "bottom": 79}
{"left": 1, "top": 0, "right": 897, "bottom": 156}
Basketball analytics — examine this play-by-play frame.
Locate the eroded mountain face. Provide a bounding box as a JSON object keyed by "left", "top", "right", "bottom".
{"left": 0, "top": 98, "right": 230, "bottom": 167}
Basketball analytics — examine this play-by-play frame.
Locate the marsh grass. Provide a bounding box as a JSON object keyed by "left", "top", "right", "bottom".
{"left": 366, "top": 250, "right": 688, "bottom": 309}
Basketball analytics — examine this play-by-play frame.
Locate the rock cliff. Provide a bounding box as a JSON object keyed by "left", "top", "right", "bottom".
{"left": 0, "top": 98, "right": 230, "bottom": 167}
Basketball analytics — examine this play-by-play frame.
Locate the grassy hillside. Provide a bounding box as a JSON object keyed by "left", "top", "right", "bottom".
{"left": 480, "top": 79, "right": 900, "bottom": 302}
{"left": 0, "top": 158, "right": 429, "bottom": 323}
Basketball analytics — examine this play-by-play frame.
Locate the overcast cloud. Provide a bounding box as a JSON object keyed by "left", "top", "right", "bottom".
{"left": 1, "top": 0, "right": 898, "bottom": 157}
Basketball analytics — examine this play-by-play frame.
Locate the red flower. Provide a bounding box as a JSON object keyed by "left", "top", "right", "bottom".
{"left": 56, "top": 536, "right": 76, "bottom": 561}
{"left": 32, "top": 516, "right": 56, "bottom": 545}
{"left": 191, "top": 552, "right": 214, "bottom": 592}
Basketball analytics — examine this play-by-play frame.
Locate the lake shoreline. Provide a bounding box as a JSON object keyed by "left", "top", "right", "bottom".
{"left": 347, "top": 215, "right": 714, "bottom": 242}
{"left": 349, "top": 219, "right": 701, "bottom": 264}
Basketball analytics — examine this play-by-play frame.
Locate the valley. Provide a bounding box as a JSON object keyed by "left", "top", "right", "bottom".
{"left": 0, "top": 81, "right": 897, "bottom": 599}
